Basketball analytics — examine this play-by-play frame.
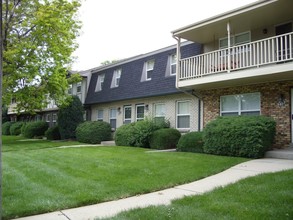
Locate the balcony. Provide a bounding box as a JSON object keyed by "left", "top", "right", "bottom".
{"left": 178, "top": 32, "right": 293, "bottom": 90}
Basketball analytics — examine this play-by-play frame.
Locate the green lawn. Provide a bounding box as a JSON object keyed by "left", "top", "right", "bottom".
{"left": 104, "top": 170, "right": 293, "bottom": 220}
{"left": 2, "top": 135, "right": 247, "bottom": 220}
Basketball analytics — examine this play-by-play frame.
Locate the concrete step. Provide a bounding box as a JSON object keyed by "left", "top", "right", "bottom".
{"left": 100, "top": 140, "right": 116, "bottom": 146}
{"left": 264, "top": 147, "right": 293, "bottom": 160}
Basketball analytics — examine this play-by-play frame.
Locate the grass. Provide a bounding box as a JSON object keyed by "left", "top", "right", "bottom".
{"left": 103, "top": 170, "right": 293, "bottom": 220}
{"left": 2, "top": 135, "right": 247, "bottom": 220}
{"left": 2, "top": 135, "right": 80, "bottom": 152}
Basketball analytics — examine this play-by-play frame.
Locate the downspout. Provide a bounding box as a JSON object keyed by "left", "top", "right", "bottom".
{"left": 173, "top": 34, "right": 202, "bottom": 131}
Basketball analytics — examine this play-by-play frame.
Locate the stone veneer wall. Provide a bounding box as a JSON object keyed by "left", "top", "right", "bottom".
{"left": 200, "top": 80, "right": 293, "bottom": 148}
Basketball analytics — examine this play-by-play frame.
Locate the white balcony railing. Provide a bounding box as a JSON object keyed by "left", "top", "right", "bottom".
{"left": 179, "top": 32, "right": 293, "bottom": 81}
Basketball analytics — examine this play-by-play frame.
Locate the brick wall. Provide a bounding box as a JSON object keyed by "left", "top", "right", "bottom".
{"left": 200, "top": 80, "right": 293, "bottom": 148}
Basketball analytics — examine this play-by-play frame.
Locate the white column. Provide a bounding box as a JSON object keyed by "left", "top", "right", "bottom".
{"left": 227, "top": 21, "right": 231, "bottom": 72}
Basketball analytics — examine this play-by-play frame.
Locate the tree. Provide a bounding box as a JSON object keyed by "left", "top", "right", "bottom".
{"left": 58, "top": 95, "right": 84, "bottom": 140}
{"left": 2, "top": 0, "right": 81, "bottom": 113}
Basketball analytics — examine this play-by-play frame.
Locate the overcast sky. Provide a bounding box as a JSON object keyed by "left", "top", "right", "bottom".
{"left": 72, "top": 0, "right": 257, "bottom": 71}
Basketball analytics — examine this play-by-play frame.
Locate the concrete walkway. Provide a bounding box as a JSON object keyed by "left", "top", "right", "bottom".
{"left": 13, "top": 158, "right": 293, "bottom": 220}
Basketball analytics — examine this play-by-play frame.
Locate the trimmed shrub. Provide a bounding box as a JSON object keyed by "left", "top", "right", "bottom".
{"left": 10, "top": 122, "right": 25, "bottom": 136}
{"left": 115, "top": 118, "right": 171, "bottom": 148}
{"left": 58, "top": 96, "right": 84, "bottom": 140}
{"left": 45, "top": 126, "right": 61, "bottom": 140}
{"left": 114, "top": 123, "right": 137, "bottom": 146}
{"left": 177, "top": 131, "right": 204, "bottom": 153}
{"left": 150, "top": 128, "right": 181, "bottom": 150}
{"left": 203, "top": 116, "right": 276, "bottom": 158}
{"left": 23, "top": 121, "right": 49, "bottom": 138}
{"left": 76, "top": 121, "right": 112, "bottom": 144}
{"left": 2, "top": 121, "right": 14, "bottom": 135}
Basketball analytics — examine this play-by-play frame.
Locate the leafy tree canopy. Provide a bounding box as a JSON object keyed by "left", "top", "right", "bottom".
{"left": 3, "top": 0, "right": 81, "bottom": 113}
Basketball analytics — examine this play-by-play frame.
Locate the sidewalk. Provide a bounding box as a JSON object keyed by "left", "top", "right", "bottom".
{"left": 13, "top": 158, "right": 293, "bottom": 220}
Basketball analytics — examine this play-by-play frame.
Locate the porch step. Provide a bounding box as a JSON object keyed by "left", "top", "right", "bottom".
{"left": 100, "top": 141, "right": 116, "bottom": 146}
{"left": 264, "top": 146, "right": 293, "bottom": 160}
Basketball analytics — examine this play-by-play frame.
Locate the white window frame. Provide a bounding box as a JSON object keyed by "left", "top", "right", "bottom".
{"left": 97, "top": 109, "right": 104, "bottom": 121}
{"left": 154, "top": 103, "right": 166, "bottom": 118}
{"left": 124, "top": 105, "right": 132, "bottom": 124}
{"left": 95, "top": 74, "right": 105, "bottom": 92}
{"left": 219, "top": 31, "right": 251, "bottom": 49}
{"left": 111, "top": 69, "right": 121, "bottom": 88}
{"left": 220, "top": 92, "right": 261, "bottom": 116}
{"left": 176, "top": 100, "right": 191, "bottom": 129}
{"left": 109, "top": 108, "right": 117, "bottom": 129}
{"left": 146, "top": 60, "right": 154, "bottom": 81}
{"left": 46, "top": 114, "right": 51, "bottom": 123}
{"left": 77, "top": 82, "right": 82, "bottom": 93}
{"left": 136, "top": 104, "right": 145, "bottom": 121}
{"left": 170, "top": 54, "right": 177, "bottom": 75}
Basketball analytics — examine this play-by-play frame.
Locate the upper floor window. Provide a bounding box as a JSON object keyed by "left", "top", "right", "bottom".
{"left": 146, "top": 60, "right": 154, "bottom": 80}
{"left": 97, "top": 109, "right": 104, "bottom": 121}
{"left": 111, "top": 69, "right": 121, "bottom": 88}
{"left": 68, "top": 84, "right": 72, "bottom": 95}
{"left": 220, "top": 92, "right": 260, "bottom": 116}
{"left": 77, "top": 82, "right": 82, "bottom": 93}
{"left": 176, "top": 101, "right": 190, "bottom": 129}
{"left": 219, "top": 31, "right": 250, "bottom": 49}
{"left": 95, "top": 74, "right": 105, "bottom": 92}
{"left": 170, "top": 54, "right": 177, "bottom": 75}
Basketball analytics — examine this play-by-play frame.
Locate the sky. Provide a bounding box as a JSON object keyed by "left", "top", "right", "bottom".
{"left": 72, "top": 0, "right": 257, "bottom": 71}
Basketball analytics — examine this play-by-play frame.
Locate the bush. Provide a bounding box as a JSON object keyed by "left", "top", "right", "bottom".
{"left": 150, "top": 128, "right": 181, "bottom": 150}
{"left": 115, "top": 118, "right": 170, "bottom": 148}
{"left": 2, "top": 121, "right": 14, "bottom": 135}
{"left": 76, "top": 121, "right": 112, "bottom": 144}
{"left": 45, "top": 126, "right": 61, "bottom": 140}
{"left": 58, "top": 96, "right": 84, "bottom": 140}
{"left": 114, "top": 123, "right": 137, "bottom": 146}
{"left": 177, "top": 131, "right": 204, "bottom": 153}
{"left": 203, "top": 116, "right": 276, "bottom": 158}
{"left": 10, "top": 122, "right": 25, "bottom": 136}
{"left": 23, "top": 121, "right": 49, "bottom": 138}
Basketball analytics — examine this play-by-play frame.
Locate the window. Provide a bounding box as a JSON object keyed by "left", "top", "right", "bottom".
{"left": 46, "top": 114, "right": 51, "bottom": 123}
{"left": 176, "top": 101, "right": 190, "bottom": 129}
{"left": 136, "top": 104, "right": 145, "bottom": 121}
{"left": 220, "top": 92, "right": 260, "bottom": 116}
{"left": 95, "top": 74, "right": 105, "bottom": 92}
{"left": 109, "top": 108, "right": 117, "bottom": 129}
{"left": 111, "top": 69, "right": 121, "bottom": 88}
{"left": 146, "top": 60, "right": 154, "bottom": 80}
{"left": 124, "top": 105, "right": 132, "bottom": 124}
{"left": 68, "top": 84, "right": 72, "bottom": 95}
{"left": 170, "top": 54, "right": 177, "bottom": 75}
{"left": 154, "top": 103, "right": 166, "bottom": 124}
{"left": 52, "top": 113, "right": 57, "bottom": 126}
{"left": 97, "top": 109, "right": 104, "bottom": 121}
{"left": 77, "top": 82, "right": 82, "bottom": 93}
{"left": 219, "top": 31, "right": 251, "bottom": 49}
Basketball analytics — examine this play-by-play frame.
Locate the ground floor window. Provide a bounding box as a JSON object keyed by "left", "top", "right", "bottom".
{"left": 136, "top": 104, "right": 145, "bottom": 121}
{"left": 97, "top": 109, "right": 104, "bottom": 121}
{"left": 52, "top": 113, "right": 57, "bottom": 126}
{"left": 109, "top": 108, "right": 117, "bottom": 129}
{"left": 154, "top": 103, "right": 166, "bottom": 123}
{"left": 176, "top": 101, "right": 190, "bottom": 129}
{"left": 124, "top": 105, "right": 132, "bottom": 124}
{"left": 220, "top": 92, "right": 260, "bottom": 116}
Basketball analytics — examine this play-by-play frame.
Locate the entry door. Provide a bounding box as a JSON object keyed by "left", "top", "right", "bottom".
{"left": 276, "top": 22, "right": 292, "bottom": 60}
{"left": 291, "top": 89, "right": 293, "bottom": 142}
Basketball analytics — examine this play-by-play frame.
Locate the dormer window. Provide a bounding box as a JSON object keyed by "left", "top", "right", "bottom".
{"left": 111, "top": 69, "right": 121, "bottom": 88}
{"left": 95, "top": 74, "right": 105, "bottom": 92}
{"left": 146, "top": 60, "right": 154, "bottom": 80}
{"left": 170, "top": 54, "right": 177, "bottom": 75}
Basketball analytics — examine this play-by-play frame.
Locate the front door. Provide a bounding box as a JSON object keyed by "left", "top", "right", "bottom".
{"left": 276, "top": 22, "right": 292, "bottom": 60}
{"left": 291, "top": 89, "right": 293, "bottom": 142}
